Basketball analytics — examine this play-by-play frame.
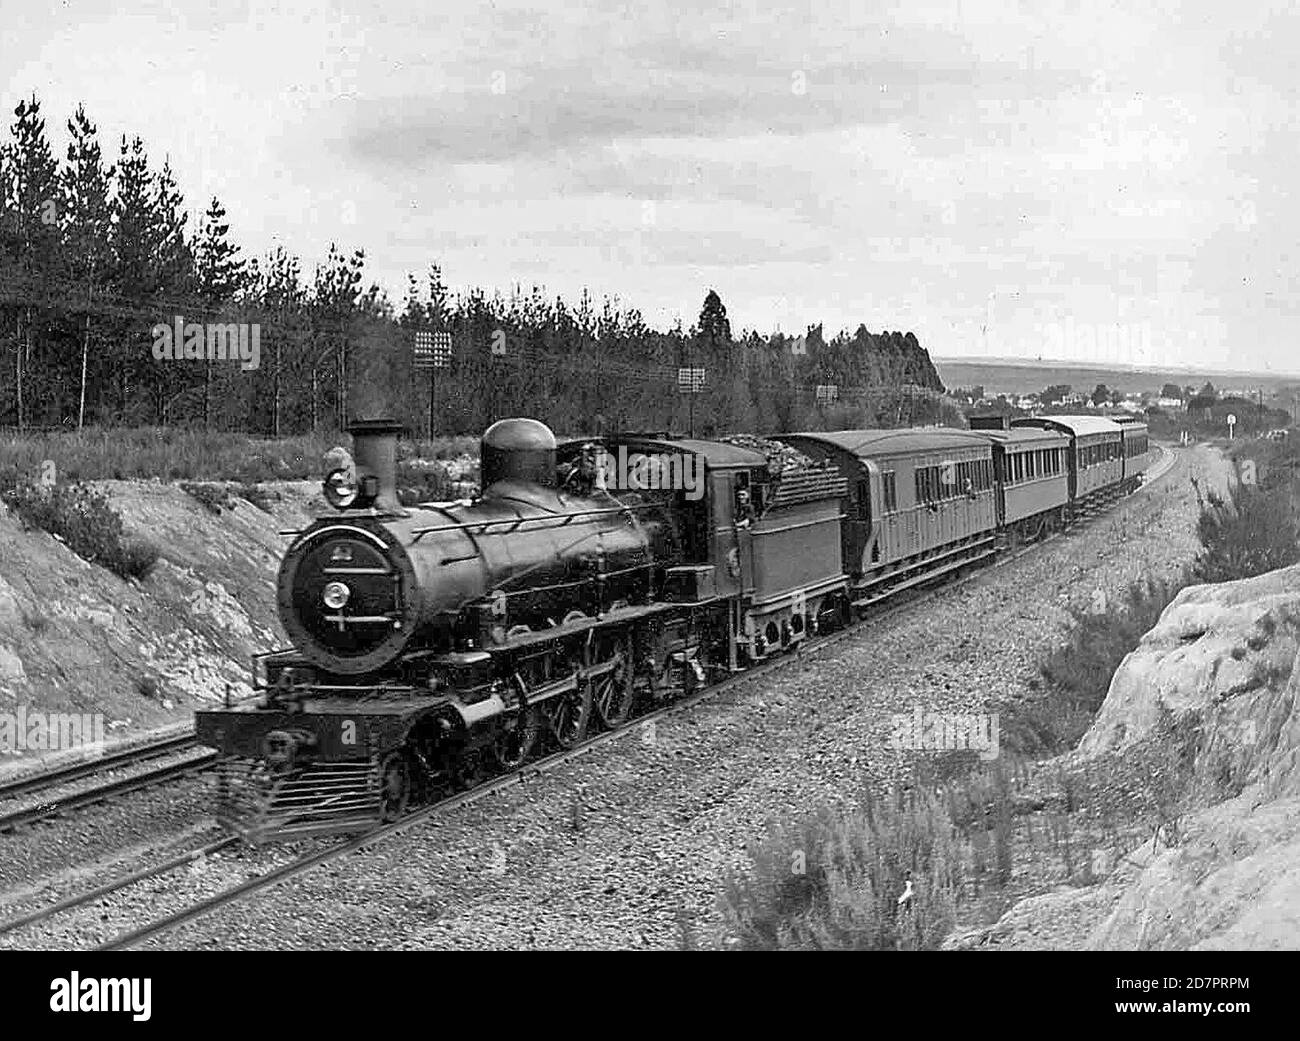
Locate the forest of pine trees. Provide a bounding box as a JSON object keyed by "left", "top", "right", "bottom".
{"left": 0, "top": 94, "right": 952, "bottom": 438}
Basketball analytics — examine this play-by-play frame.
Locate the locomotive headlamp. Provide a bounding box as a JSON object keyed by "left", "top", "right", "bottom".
{"left": 322, "top": 581, "right": 351, "bottom": 610}
{"left": 323, "top": 468, "right": 358, "bottom": 509}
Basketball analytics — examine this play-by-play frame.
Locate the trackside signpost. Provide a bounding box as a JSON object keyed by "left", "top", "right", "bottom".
{"left": 414, "top": 331, "right": 452, "bottom": 440}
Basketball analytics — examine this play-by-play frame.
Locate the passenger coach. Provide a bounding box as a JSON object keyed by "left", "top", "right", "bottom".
{"left": 981, "top": 427, "right": 1070, "bottom": 541}
{"left": 775, "top": 429, "right": 997, "bottom": 608}
{"left": 1011, "top": 415, "right": 1125, "bottom": 513}
{"left": 1111, "top": 416, "right": 1151, "bottom": 492}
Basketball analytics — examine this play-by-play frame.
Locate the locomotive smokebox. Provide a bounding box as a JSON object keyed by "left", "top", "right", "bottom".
{"left": 349, "top": 418, "right": 404, "bottom": 513}
{"left": 481, "top": 418, "right": 557, "bottom": 488}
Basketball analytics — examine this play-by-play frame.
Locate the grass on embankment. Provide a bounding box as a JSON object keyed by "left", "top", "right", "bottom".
{"left": 0, "top": 427, "right": 482, "bottom": 580}
{"left": 0, "top": 427, "right": 478, "bottom": 484}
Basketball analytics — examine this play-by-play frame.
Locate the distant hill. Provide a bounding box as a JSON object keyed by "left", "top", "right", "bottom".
{"left": 933, "top": 357, "right": 1300, "bottom": 400}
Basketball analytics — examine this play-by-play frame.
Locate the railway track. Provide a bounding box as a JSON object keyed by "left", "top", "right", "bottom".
{"left": 0, "top": 834, "right": 236, "bottom": 939}
{"left": 80, "top": 445, "right": 1179, "bottom": 951}
{"left": 0, "top": 732, "right": 212, "bottom": 833}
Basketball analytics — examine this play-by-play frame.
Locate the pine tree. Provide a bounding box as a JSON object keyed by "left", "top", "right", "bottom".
{"left": 310, "top": 243, "right": 366, "bottom": 430}
{"left": 697, "top": 288, "right": 731, "bottom": 348}
{"left": 109, "top": 135, "right": 155, "bottom": 421}
{"left": 4, "top": 95, "right": 60, "bottom": 429}
{"left": 61, "top": 104, "right": 115, "bottom": 429}
{"left": 193, "top": 195, "right": 245, "bottom": 427}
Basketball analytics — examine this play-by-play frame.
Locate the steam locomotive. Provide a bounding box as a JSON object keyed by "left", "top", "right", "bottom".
{"left": 196, "top": 413, "right": 1149, "bottom": 841}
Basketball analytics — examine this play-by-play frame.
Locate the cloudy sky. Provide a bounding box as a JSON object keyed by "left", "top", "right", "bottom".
{"left": 3, "top": 0, "right": 1296, "bottom": 374}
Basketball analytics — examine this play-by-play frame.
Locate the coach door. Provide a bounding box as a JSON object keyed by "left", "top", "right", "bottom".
{"left": 897, "top": 457, "right": 919, "bottom": 556}
{"left": 848, "top": 465, "right": 877, "bottom": 571}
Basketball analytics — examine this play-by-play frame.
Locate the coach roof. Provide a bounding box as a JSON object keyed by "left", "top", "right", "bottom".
{"left": 1011, "top": 415, "right": 1124, "bottom": 438}
{"left": 779, "top": 428, "right": 992, "bottom": 458}
{"left": 979, "top": 428, "right": 1070, "bottom": 448}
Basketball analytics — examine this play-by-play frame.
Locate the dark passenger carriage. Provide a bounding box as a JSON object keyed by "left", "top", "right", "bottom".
{"left": 775, "top": 428, "right": 997, "bottom": 608}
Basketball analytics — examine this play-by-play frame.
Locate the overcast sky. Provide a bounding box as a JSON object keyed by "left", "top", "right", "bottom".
{"left": 3, "top": 0, "right": 1296, "bottom": 374}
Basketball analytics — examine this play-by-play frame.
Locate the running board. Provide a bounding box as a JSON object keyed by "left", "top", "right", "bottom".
{"left": 852, "top": 546, "right": 998, "bottom": 609}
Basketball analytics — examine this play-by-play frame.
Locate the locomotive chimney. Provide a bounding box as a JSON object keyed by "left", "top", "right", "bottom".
{"left": 481, "top": 418, "right": 557, "bottom": 488}
{"left": 348, "top": 418, "right": 404, "bottom": 514}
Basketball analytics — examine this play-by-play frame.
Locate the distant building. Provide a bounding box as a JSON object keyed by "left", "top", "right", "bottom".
{"left": 1156, "top": 397, "right": 1184, "bottom": 410}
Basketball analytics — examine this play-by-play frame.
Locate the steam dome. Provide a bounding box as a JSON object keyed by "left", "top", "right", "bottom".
{"left": 481, "top": 418, "right": 557, "bottom": 488}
